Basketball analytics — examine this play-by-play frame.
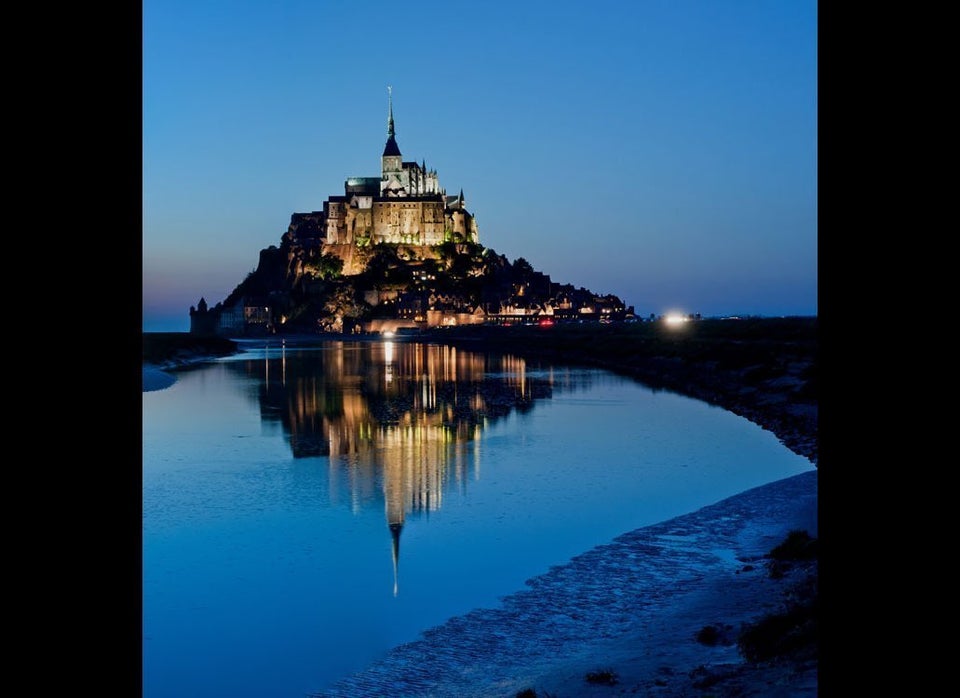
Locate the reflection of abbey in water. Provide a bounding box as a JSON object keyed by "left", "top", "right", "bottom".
{"left": 228, "top": 341, "right": 568, "bottom": 594}
{"left": 238, "top": 342, "right": 549, "bottom": 458}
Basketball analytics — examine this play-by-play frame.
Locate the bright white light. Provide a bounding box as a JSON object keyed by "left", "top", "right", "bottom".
{"left": 664, "top": 313, "right": 689, "bottom": 326}
{"left": 383, "top": 330, "right": 396, "bottom": 338}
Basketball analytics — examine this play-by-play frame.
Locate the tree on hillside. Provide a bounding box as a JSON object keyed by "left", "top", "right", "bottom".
{"left": 320, "top": 282, "right": 370, "bottom": 333}
{"left": 437, "top": 241, "right": 459, "bottom": 271}
{"left": 363, "top": 243, "right": 402, "bottom": 284}
{"left": 304, "top": 251, "right": 344, "bottom": 281}
{"left": 512, "top": 257, "right": 534, "bottom": 280}
{"left": 436, "top": 240, "right": 485, "bottom": 281}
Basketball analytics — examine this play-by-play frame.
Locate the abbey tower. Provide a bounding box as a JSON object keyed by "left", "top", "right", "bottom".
{"left": 379, "top": 87, "right": 441, "bottom": 197}
{"left": 304, "top": 88, "right": 479, "bottom": 257}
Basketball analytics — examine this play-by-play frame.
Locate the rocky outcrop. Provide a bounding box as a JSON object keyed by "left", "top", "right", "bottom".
{"left": 190, "top": 226, "right": 633, "bottom": 337}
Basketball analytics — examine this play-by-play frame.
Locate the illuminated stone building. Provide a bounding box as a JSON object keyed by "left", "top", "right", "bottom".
{"left": 291, "top": 89, "right": 479, "bottom": 273}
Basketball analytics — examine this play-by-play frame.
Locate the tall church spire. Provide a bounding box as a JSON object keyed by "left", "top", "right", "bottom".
{"left": 382, "top": 86, "right": 401, "bottom": 158}
{"left": 387, "top": 85, "right": 395, "bottom": 138}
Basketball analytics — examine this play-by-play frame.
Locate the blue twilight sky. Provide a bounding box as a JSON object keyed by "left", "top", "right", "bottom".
{"left": 143, "top": 0, "right": 817, "bottom": 332}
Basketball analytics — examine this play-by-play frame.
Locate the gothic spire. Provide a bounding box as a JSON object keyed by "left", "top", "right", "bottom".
{"left": 387, "top": 85, "right": 395, "bottom": 138}
{"left": 382, "top": 86, "right": 401, "bottom": 158}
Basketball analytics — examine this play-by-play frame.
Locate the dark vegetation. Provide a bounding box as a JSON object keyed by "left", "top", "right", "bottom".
{"left": 737, "top": 529, "right": 819, "bottom": 664}
{"left": 695, "top": 623, "right": 735, "bottom": 646}
{"left": 584, "top": 668, "right": 619, "bottom": 685}
{"left": 767, "top": 528, "right": 819, "bottom": 580}
{"left": 696, "top": 624, "right": 721, "bottom": 645}
{"left": 689, "top": 663, "right": 741, "bottom": 690}
{"left": 768, "top": 528, "right": 819, "bottom": 561}
{"left": 737, "top": 599, "right": 818, "bottom": 663}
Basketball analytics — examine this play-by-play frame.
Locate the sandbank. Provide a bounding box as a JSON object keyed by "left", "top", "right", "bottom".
{"left": 315, "top": 470, "right": 817, "bottom": 697}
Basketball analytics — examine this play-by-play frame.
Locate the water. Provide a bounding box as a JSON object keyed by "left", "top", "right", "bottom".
{"left": 142, "top": 339, "right": 813, "bottom": 698}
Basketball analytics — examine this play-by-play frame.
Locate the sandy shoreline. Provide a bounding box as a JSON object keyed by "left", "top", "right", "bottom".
{"left": 315, "top": 470, "right": 817, "bottom": 697}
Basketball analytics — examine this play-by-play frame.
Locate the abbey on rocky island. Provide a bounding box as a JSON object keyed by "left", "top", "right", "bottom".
{"left": 189, "top": 89, "right": 632, "bottom": 336}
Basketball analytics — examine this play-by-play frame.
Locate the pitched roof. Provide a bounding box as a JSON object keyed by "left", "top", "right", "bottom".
{"left": 382, "top": 136, "right": 401, "bottom": 157}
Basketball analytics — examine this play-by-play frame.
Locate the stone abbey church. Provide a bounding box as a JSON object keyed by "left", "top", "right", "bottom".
{"left": 292, "top": 89, "right": 479, "bottom": 270}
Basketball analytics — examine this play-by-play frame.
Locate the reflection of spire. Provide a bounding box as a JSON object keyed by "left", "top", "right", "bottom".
{"left": 389, "top": 522, "right": 402, "bottom": 597}
{"left": 385, "top": 454, "right": 405, "bottom": 596}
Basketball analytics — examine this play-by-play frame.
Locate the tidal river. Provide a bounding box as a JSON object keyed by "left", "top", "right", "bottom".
{"left": 142, "top": 339, "right": 813, "bottom": 698}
